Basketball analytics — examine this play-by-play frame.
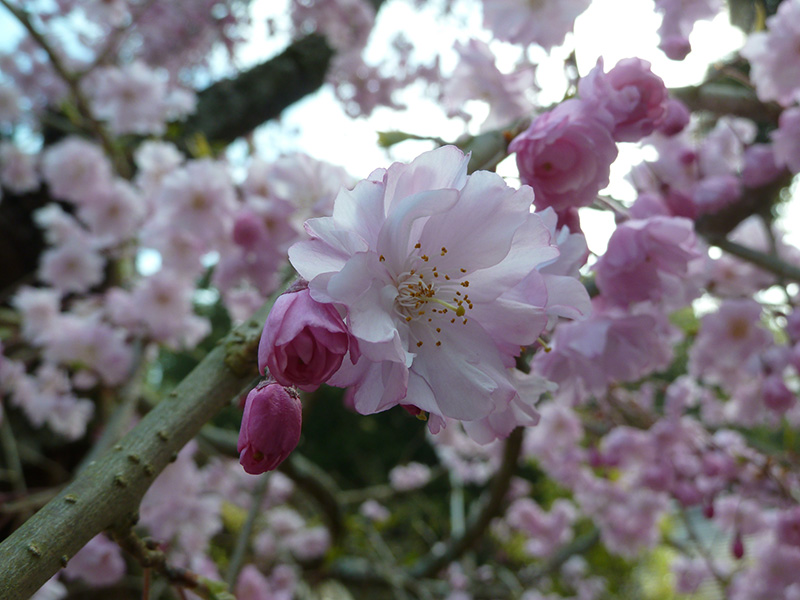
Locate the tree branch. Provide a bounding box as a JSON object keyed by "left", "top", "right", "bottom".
{"left": 181, "top": 34, "right": 334, "bottom": 146}
{"left": 707, "top": 236, "right": 800, "bottom": 282}
{"left": 670, "top": 83, "right": 781, "bottom": 123}
{"left": 0, "top": 292, "right": 281, "bottom": 599}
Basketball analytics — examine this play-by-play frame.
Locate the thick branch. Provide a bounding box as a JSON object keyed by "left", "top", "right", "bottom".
{"left": 0, "top": 295, "right": 279, "bottom": 599}
{"left": 181, "top": 34, "right": 334, "bottom": 145}
{"left": 670, "top": 83, "right": 781, "bottom": 123}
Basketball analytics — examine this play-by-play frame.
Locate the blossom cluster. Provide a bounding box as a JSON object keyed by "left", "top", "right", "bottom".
{"left": 4, "top": 1, "right": 800, "bottom": 600}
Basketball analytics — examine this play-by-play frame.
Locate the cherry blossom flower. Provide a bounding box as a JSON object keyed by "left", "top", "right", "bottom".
{"left": 0, "top": 142, "right": 39, "bottom": 193}
{"left": 741, "top": 144, "right": 783, "bottom": 188}
{"left": 654, "top": 0, "right": 722, "bottom": 61}
{"left": 481, "top": 0, "right": 591, "bottom": 50}
{"left": 772, "top": 107, "right": 800, "bottom": 174}
{"left": 441, "top": 39, "right": 536, "bottom": 132}
{"left": 389, "top": 461, "right": 432, "bottom": 491}
{"left": 509, "top": 99, "right": 617, "bottom": 214}
{"left": 61, "top": 534, "right": 126, "bottom": 587}
{"left": 578, "top": 58, "right": 669, "bottom": 143}
{"left": 741, "top": 0, "right": 800, "bottom": 106}
{"left": 41, "top": 137, "right": 112, "bottom": 204}
{"left": 593, "top": 216, "right": 701, "bottom": 308}
{"left": 87, "top": 62, "right": 196, "bottom": 135}
{"left": 506, "top": 498, "right": 577, "bottom": 557}
{"left": 689, "top": 299, "right": 772, "bottom": 390}
{"left": 289, "top": 146, "right": 589, "bottom": 433}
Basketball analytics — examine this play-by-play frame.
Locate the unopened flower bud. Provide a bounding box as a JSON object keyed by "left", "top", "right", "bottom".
{"left": 731, "top": 532, "right": 745, "bottom": 560}
{"left": 258, "top": 281, "right": 352, "bottom": 391}
{"left": 238, "top": 381, "right": 302, "bottom": 475}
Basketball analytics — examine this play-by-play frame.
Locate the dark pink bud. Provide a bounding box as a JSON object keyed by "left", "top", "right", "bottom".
{"left": 238, "top": 381, "right": 302, "bottom": 475}
{"left": 731, "top": 532, "right": 745, "bottom": 560}
{"left": 703, "top": 502, "right": 715, "bottom": 519}
{"left": 258, "top": 282, "right": 352, "bottom": 391}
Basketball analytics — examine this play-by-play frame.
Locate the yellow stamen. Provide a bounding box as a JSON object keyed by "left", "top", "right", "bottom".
{"left": 429, "top": 297, "right": 465, "bottom": 316}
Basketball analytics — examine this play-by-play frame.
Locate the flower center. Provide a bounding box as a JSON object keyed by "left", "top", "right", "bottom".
{"left": 390, "top": 245, "right": 474, "bottom": 347}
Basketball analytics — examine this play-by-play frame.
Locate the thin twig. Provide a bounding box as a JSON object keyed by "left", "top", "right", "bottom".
{"left": 709, "top": 236, "right": 800, "bottom": 283}
{"left": 224, "top": 474, "right": 270, "bottom": 588}
{"left": 678, "top": 508, "right": 730, "bottom": 591}
{"left": 0, "top": 405, "right": 26, "bottom": 493}
{"left": 112, "top": 529, "right": 234, "bottom": 600}
{"left": 409, "top": 427, "right": 524, "bottom": 578}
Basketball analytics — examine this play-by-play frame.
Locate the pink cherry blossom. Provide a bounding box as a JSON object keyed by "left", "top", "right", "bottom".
{"left": 509, "top": 99, "right": 617, "bottom": 213}
{"left": 38, "top": 239, "right": 105, "bottom": 294}
{"left": 742, "top": 144, "right": 783, "bottom": 187}
{"left": 689, "top": 299, "right": 773, "bottom": 390}
{"left": 506, "top": 498, "right": 577, "bottom": 557}
{"left": 87, "top": 61, "right": 194, "bottom": 135}
{"left": 289, "top": 146, "right": 589, "bottom": 431}
{"left": 481, "top": 0, "right": 591, "bottom": 50}
{"left": 41, "top": 137, "right": 112, "bottom": 204}
{"left": 533, "top": 306, "right": 676, "bottom": 401}
{"left": 441, "top": 39, "right": 536, "bottom": 132}
{"left": 235, "top": 565, "right": 273, "bottom": 600}
{"left": 258, "top": 282, "right": 352, "bottom": 391}
{"left": 741, "top": 0, "right": 800, "bottom": 106}
{"left": 388, "top": 461, "right": 431, "bottom": 491}
{"left": 691, "top": 173, "right": 742, "bottom": 216}
{"left": 0, "top": 142, "right": 39, "bottom": 193}
{"left": 578, "top": 58, "right": 668, "bottom": 142}
{"left": 594, "top": 216, "right": 701, "bottom": 307}
{"left": 654, "top": 0, "right": 722, "bottom": 61}
{"left": 656, "top": 98, "right": 690, "bottom": 136}
{"left": 772, "top": 107, "right": 800, "bottom": 174}
{"left": 761, "top": 374, "right": 795, "bottom": 413}
{"left": 62, "top": 534, "right": 126, "bottom": 587}
{"left": 238, "top": 382, "right": 303, "bottom": 475}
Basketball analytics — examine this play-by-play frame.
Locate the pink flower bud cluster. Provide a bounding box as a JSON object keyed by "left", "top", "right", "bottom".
{"left": 510, "top": 58, "right": 670, "bottom": 224}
